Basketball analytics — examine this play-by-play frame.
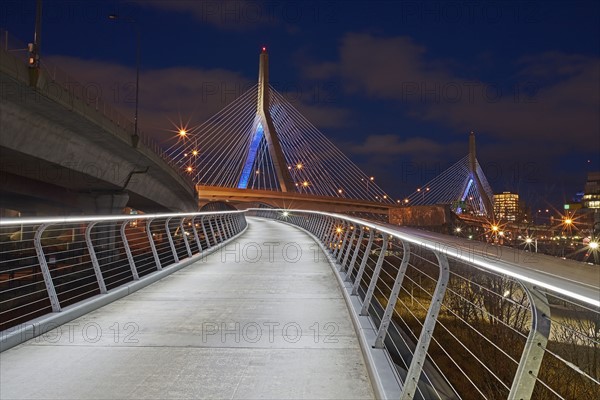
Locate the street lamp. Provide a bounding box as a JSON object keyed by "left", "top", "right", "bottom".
{"left": 108, "top": 13, "right": 141, "bottom": 148}
{"left": 525, "top": 237, "right": 538, "bottom": 253}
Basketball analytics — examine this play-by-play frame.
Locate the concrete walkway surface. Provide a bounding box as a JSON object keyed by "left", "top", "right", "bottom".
{"left": 0, "top": 217, "right": 374, "bottom": 400}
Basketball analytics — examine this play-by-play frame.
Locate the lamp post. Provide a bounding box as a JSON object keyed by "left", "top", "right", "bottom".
{"left": 27, "top": 0, "right": 43, "bottom": 86}
{"left": 525, "top": 237, "right": 538, "bottom": 253}
{"left": 108, "top": 14, "right": 140, "bottom": 148}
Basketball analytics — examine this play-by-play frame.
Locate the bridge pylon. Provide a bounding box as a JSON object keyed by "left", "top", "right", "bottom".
{"left": 237, "top": 48, "right": 295, "bottom": 192}
{"left": 465, "top": 131, "right": 494, "bottom": 217}
{"left": 167, "top": 48, "right": 394, "bottom": 204}
{"left": 404, "top": 131, "right": 495, "bottom": 218}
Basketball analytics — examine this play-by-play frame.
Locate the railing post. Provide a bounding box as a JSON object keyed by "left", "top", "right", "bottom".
{"left": 223, "top": 215, "right": 231, "bottom": 239}
{"left": 120, "top": 220, "right": 139, "bottom": 280}
{"left": 345, "top": 227, "right": 365, "bottom": 281}
{"left": 508, "top": 284, "right": 551, "bottom": 400}
{"left": 84, "top": 222, "right": 108, "bottom": 294}
{"left": 208, "top": 216, "right": 217, "bottom": 244}
{"left": 33, "top": 224, "right": 61, "bottom": 312}
{"left": 360, "top": 234, "right": 388, "bottom": 316}
{"left": 321, "top": 217, "right": 333, "bottom": 248}
{"left": 320, "top": 217, "right": 331, "bottom": 246}
{"left": 308, "top": 215, "right": 318, "bottom": 234}
{"left": 216, "top": 216, "right": 225, "bottom": 243}
{"left": 236, "top": 213, "right": 243, "bottom": 232}
{"left": 238, "top": 213, "right": 245, "bottom": 231}
{"left": 340, "top": 224, "right": 357, "bottom": 270}
{"left": 211, "top": 216, "right": 220, "bottom": 243}
{"left": 320, "top": 217, "right": 332, "bottom": 242}
{"left": 146, "top": 218, "right": 162, "bottom": 270}
{"left": 221, "top": 215, "right": 230, "bottom": 239}
{"left": 315, "top": 217, "right": 326, "bottom": 240}
{"left": 191, "top": 216, "right": 203, "bottom": 253}
{"left": 336, "top": 223, "right": 352, "bottom": 261}
{"left": 400, "top": 250, "right": 450, "bottom": 400}
{"left": 352, "top": 229, "right": 375, "bottom": 295}
{"left": 201, "top": 216, "right": 211, "bottom": 248}
{"left": 165, "top": 217, "right": 180, "bottom": 263}
{"left": 231, "top": 214, "right": 239, "bottom": 234}
{"left": 225, "top": 215, "right": 234, "bottom": 238}
{"left": 180, "top": 219, "right": 193, "bottom": 258}
{"left": 325, "top": 218, "right": 338, "bottom": 252}
{"left": 375, "top": 241, "right": 410, "bottom": 348}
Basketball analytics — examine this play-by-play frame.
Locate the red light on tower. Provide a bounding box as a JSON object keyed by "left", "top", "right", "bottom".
{"left": 262, "top": 46, "right": 267, "bottom": 52}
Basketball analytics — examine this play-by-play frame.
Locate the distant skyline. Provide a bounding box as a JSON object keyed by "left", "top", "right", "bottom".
{"left": 1, "top": 0, "right": 598, "bottom": 209}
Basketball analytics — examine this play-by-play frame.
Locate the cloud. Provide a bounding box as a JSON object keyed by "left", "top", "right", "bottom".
{"left": 44, "top": 54, "right": 351, "bottom": 144}
{"left": 137, "top": 1, "right": 340, "bottom": 35}
{"left": 135, "top": 1, "right": 273, "bottom": 30}
{"left": 296, "top": 34, "right": 599, "bottom": 198}
{"left": 301, "top": 61, "right": 339, "bottom": 80}
{"left": 302, "top": 32, "right": 599, "bottom": 151}
{"left": 351, "top": 135, "right": 443, "bottom": 155}
{"left": 272, "top": 89, "right": 351, "bottom": 129}
{"left": 46, "top": 55, "right": 252, "bottom": 142}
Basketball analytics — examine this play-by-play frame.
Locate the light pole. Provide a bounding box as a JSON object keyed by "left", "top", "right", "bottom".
{"left": 525, "top": 237, "right": 538, "bottom": 253}
{"left": 27, "top": 0, "right": 43, "bottom": 86}
{"left": 108, "top": 14, "right": 140, "bottom": 148}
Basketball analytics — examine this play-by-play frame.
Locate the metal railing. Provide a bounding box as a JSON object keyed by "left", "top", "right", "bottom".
{"left": 1, "top": 207, "right": 598, "bottom": 398}
{"left": 254, "top": 209, "right": 600, "bottom": 400}
{"left": 0, "top": 211, "right": 247, "bottom": 333}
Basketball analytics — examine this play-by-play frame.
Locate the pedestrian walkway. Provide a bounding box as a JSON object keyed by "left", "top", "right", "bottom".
{"left": 0, "top": 217, "right": 374, "bottom": 399}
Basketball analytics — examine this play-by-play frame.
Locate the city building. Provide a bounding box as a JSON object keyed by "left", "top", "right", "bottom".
{"left": 517, "top": 199, "right": 531, "bottom": 223}
{"left": 493, "top": 192, "right": 519, "bottom": 222}
{"left": 582, "top": 172, "right": 600, "bottom": 209}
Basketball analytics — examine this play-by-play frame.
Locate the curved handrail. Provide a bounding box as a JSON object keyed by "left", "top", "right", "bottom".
{"left": 251, "top": 208, "right": 600, "bottom": 400}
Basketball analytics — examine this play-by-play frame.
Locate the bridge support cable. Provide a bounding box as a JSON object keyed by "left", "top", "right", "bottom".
{"left": 269, "top": 87, "right": 393, "bottom": 201}
{"left": 0, "top": 211, "right": 248, "bottom": 349}
{"left": 404, "top": 133, "right": 495, "bottom": 217}
{"left": 163, "top": 50, "right": 394, "bottom": 203}
{"left": 254, "top": 209, "right": 600, "bottom": 400}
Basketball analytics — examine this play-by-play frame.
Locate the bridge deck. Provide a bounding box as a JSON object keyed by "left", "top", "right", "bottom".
{"left": 0, "top": 218, "right": 374, "bottom": 399}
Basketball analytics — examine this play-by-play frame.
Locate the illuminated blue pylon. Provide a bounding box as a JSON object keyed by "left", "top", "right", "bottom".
{"left": 237, "top": 48, "right": 294, "bottom": 191}
{"left": 166, "top": 48, "right": 395, "bottom": 202}
{"left": 405, "top": 131, "right": 494, "bottom": 217}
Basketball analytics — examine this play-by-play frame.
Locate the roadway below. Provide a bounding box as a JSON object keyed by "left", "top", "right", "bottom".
{"left": 0, "top": 217, "right": 374, "bottom": 399}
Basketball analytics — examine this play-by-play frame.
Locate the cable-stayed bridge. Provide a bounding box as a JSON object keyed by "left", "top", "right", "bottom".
{"left": 2, "top": 39, "right": 598, "bottom": 400}
{"left": 403, "top": 133, "right": 494, "bottom": 218}
{"left": 164, "top": 49, "right": 494, "bottom": 219}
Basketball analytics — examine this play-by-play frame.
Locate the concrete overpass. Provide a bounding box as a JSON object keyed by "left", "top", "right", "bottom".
{"left": 0, "top": 41, "right": 197, "bottom": 214}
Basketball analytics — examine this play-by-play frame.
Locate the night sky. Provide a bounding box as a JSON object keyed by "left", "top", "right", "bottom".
{"left": 2, "top": 0, "right": 599, "bottom": 211}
